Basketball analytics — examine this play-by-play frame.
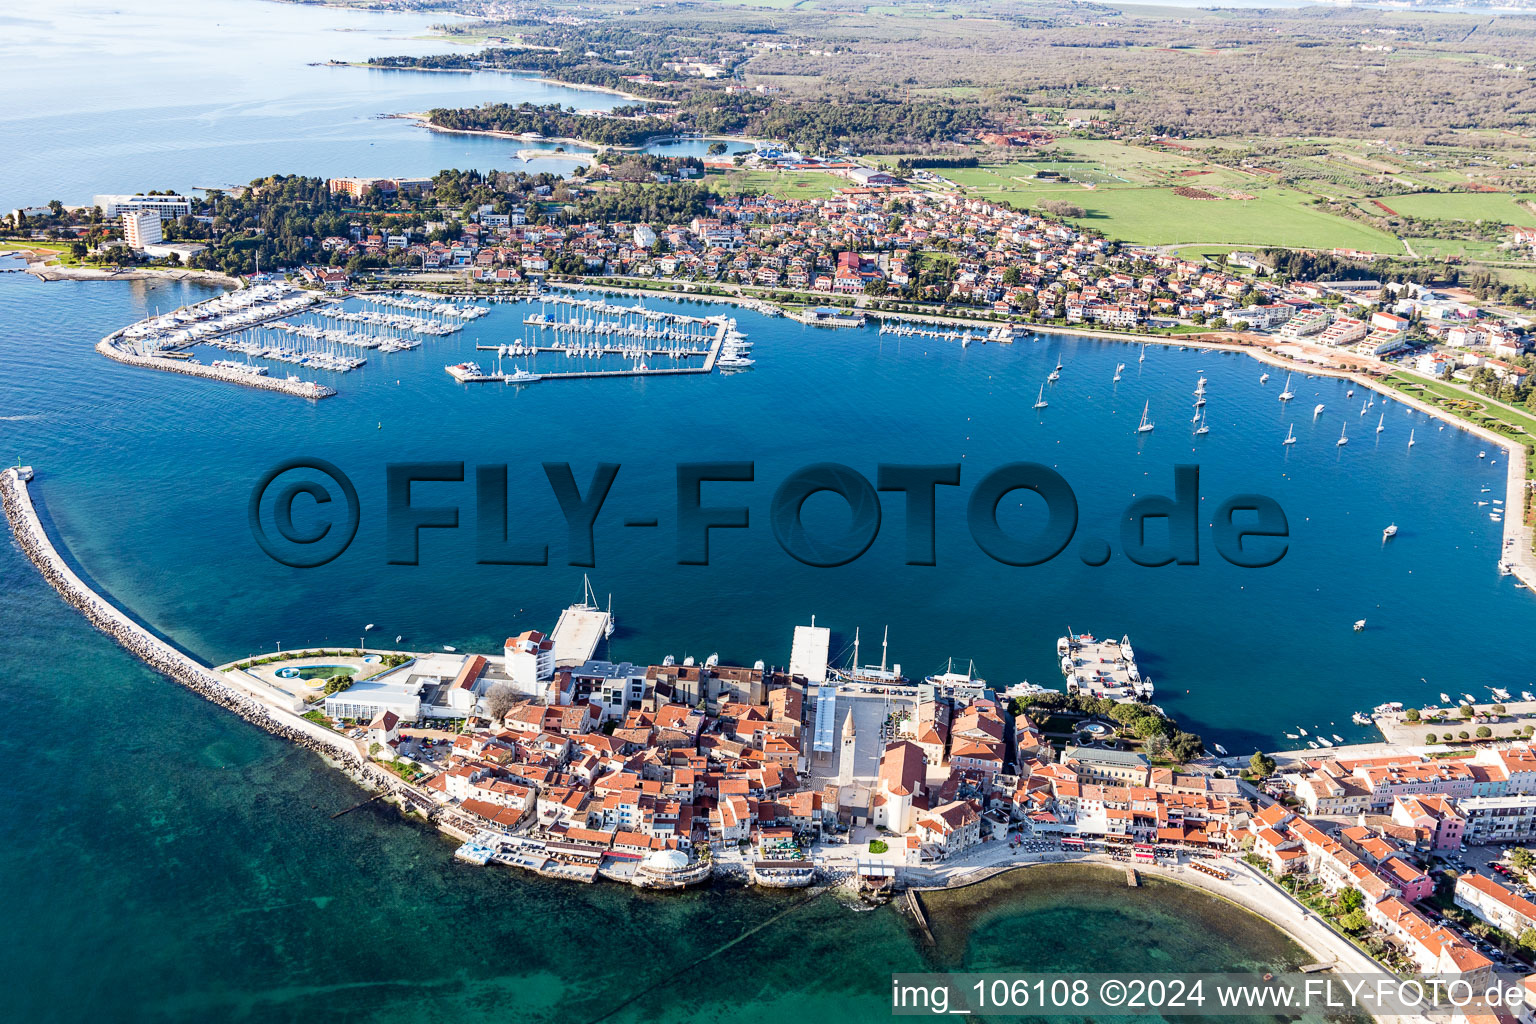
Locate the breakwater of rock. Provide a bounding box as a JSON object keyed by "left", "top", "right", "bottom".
{"left": 96, "top": 337, "right": 336, "bottom": 399}
{"left": 0, "top": 466, "right": 419, "bottom": 805}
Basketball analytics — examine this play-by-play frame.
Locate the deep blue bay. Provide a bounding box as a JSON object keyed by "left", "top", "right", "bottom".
{"left": 5, "top": 265, "right": 1518, "bottom": 1018}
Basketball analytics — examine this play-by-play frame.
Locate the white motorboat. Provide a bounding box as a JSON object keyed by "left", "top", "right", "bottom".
{"left": 1213, "top": 743, "right": 1229, "bottom": 756}
{"left": 1440, "top": 693, "right": 1452, "bottom": 705}
{"left": 1383, "top": 523, "right": 1397, "bottom": 539}
{"left": 1353, "top": 618, "right": 1366, "bottom": 631}
{"left": 504, "top": 368, "right": 542, "bottom": 384}
{"left": 1260, "top": 372, "right": 1270, "bottom": 384}
{"left": 1313, "top": 403, "right": 1325, "bottom": 417}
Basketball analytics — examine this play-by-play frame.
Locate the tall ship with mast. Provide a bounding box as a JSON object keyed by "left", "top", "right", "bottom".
{"left": 827, "top": 626, "right": 908, "bottom": 688}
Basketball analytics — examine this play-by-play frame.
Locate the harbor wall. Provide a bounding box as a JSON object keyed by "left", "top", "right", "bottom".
{"left": 0, "top": 467, "right": 430, "bottom": 801}
{"left": 96, "top": 337, "right": 336, "bottom": 399}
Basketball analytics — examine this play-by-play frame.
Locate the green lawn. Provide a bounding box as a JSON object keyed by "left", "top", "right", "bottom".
{"left": 1384, "top": 372, "right": 1536, "bottom": 442}
{"left": 1384, "top": 192, "right": 1536, "bottom": 226}
{"left": 1403, "top": 237, "right": 1509, "bottom": 260}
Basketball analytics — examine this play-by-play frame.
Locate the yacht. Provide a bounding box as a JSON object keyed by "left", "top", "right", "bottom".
{"left": 1383, "top": 523, "right": 1397, "bottom": 539}
{"left": 1352, "top": 712, "right": 1372, "bottom": 725}
{"left": 1376, "top": 413, "right": 1385, "bottom": 434}
{"left": 1137, "top": 401, "right": 1155, "bottom": 433}
{"left": 1260, "top": 372, "right": 1270, "bottom": 384}
{"left": 1440, "top": 693, "right": 1452, "bottom": 705}
{"left": 1498, "top": 561, "right": 1514, "bottom": 577}
{"left": 504, "top": 368, "right": 542, "bottom": 384}
{"left": 1194, "top": 376, "right": 1207, "bottom": 396}
{"left": 1337, "top": 423, "right": 1349, "bottom": 446}
{"left": 1113, "top": 362, "right": 1124, "bottom": 382}
{"left": 1278, "top": 373, "right": 1294, "bottom": 401}
{"left": 1195, "top": 412, "right": 1209, "bottom": 436}
{"left": 1138, "top": 343, "right": 1146, "bottom": 363}
{"left": 1353, "top": 618, "right": 1366, "bottom": 630}
{"left": 1360, "top": 401, "right": 1368, "bottom": 417}
{"left": 1283, "top": 423, "right": 1297, "bottom": 446}
{"left": 1492, "top": 687, "right": 1512, "bottom": 702}
{"left": 1047, "top": 359, "right": 1061, "bottom": 382}
{"left": 1034, "top": 385, "right": 1049, "bottom": 410}
{"left": 1313, "top": 403, "right": 1325, "bottom": 417}
{"left": 1523, "top": 691, "right": 1535, "bottom": 703}
{"left": 1408, "top": 429, "right": 1415, "bottom": 448}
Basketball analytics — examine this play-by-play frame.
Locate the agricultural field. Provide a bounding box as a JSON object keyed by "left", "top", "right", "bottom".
{"left": 1055, "top": 185, "right": 1404, "bottom": 250}
{"left": 1380, "top": 192, "right": 1536, "bottom": 226}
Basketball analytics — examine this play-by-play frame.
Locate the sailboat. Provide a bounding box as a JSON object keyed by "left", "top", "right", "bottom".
{"left": 1137, "top": 401, "right": 1155, "bottom": 433}
{"left": 1376, "top": 413, "right": 1384, "bottom": 434}
{"left": 1047, "top": 357, "right": 1062, "bottom": 382}
{"left": 1034, "top": 384, "right": 1049, "bottom": 410}
{"left": 1313, "top": 403, "right": 1325, "bottom": 417}
{"left": 1195, "top": 411, "right": 1210, "bottom": 436}
{"left": 1260, "top": 372, "right": 1270, "bottom": 384}
{"left": 828, "top": 626, "right": 906, "bottom": 685}
{"left": 1138, "top": 343, "right": 1146, "bottom": 363}
{"left": 1113, "top": 362, "right": 1124, "bottom": 382}
{"left": 1278, "top": 373, "right": 1294, "bottom": 401}
{"left": 1283, "top": 423, "right": 1296, "bottom": 446}
{"left": 1194, "top": 375, "right": 1207, "bottom": 396}
{"left": 1408, "top": 428, "right": 1415, "bottom": 448}
{"left": 1337, "top": 422, "right": 1349, "bottom": 447}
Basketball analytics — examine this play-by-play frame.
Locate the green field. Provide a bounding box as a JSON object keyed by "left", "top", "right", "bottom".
{"left": 705, "top": 169, "right": 845, "bottom": 198}
{"left": 1060, "top": 186, "right": 1404, "bottom": 250}
{"left": 1384, "top": 192, "right": 1536, "bottom": 226}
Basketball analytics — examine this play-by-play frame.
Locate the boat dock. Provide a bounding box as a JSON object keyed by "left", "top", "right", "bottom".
{"left": 1058, "top": 631, "right": 1152, "bottom": 703}
{"left": 445, "top": 317, "right": 728, "bottom": 384}
{"left": 551, "top": 602, "right": 611, "bottom": 668}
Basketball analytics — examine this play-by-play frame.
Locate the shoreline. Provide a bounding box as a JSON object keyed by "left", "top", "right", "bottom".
{"left": 337, "top": 62, "right": 658, "bottom": 104}
{"left": 25, "top": 263, "right": 243, "bottom": 288}
{"left": 909, "top": 855, "right": 1410, "bottom": 1019}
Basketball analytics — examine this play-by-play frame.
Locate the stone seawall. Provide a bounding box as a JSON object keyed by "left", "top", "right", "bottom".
{"left": 0, "top": 466, "right": 420, "bottom": 804}
{"left": 96, "top": 338, "right": 336, "bottom": 399}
